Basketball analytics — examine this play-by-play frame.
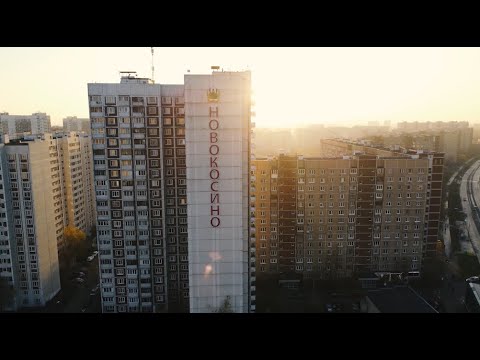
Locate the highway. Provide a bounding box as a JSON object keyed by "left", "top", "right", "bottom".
{"left": 460, "top": 160, "right": 480, "bottom": 263}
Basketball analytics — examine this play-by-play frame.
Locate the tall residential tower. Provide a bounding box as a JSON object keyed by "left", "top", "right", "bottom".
{"left": 0, "top": 135, "right": 62, "bottom": 310}
{"left": 88, "top": 70, "right": 254, "bottom": 313}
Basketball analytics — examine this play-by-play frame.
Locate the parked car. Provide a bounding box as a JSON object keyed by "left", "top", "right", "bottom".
{"left": 466, "top": 276, "right": 480, "bottom": 283}
{"left": 325, "top": 304, "right": 334, "bottom": 313}
{"left": 87, "top": 255, "right": 95, "bottom": 262}
{"left": 75, "top": 277, "right": 85, "bottom": 283}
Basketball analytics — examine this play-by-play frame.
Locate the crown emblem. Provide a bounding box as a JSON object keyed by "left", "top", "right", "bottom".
{"left": 207, "top": 88, "right": 220, "bottom": 102}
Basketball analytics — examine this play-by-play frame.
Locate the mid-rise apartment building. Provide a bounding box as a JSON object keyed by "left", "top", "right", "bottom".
{"left": 88, "top": 70, "right": 253, "bottom": 313}
{"left": 252, "top": 139, "right": 444, "bottom": 280}
{"left": 0, "top": 112, "right": 51, "bottom": 139}
{"left": 0, "top": 135, "right": 62, "bottom": 310}
{"left": 63, "top": 117, "right": 91, "bottom": 135}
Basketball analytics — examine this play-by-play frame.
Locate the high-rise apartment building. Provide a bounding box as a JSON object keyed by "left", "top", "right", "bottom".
{"left": 253, "top": 140, "right": 444, "bottom": 281}
{"left": 55, "top": 132, "right": 96, "bottom": 234}
{"left": 0, "top": 135, "right": 62, "bottom": 310}
{"left": 88, "top": 70, "right": 254, "bottom": 313}
{"left": 63, "top": 117, "right": 91, "bottom": 135}
{"left": 0, "top": 112, "right": 51, "bottom": 139}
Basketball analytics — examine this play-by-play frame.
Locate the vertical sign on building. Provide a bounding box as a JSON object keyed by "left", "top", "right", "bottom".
{"left": 208, "top": 89, "right": 221, "bottom": 228}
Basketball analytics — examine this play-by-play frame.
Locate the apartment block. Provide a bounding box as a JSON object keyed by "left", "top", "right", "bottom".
{"left": 0, "top": 112, "right": 51, "bottom": 139}
{"left": 88, "top": 70, "right": 253, "bottom": 313}
{"left": 55, "top": 132, "right": 96, "bottom": 234}
{"left": 253, "top": 140, "right": 444, "bottom": 280}
{"left": 0, "top": 135, "right": 62, "bottom": 310}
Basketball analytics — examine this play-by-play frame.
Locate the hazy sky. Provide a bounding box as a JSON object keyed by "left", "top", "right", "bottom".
{"left": 1, "top": 47, "right": 480, "bottom": 127}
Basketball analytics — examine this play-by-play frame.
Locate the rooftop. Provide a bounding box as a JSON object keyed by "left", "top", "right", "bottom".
{"left": 367, "top": 286, "right": 438, "bottom": 313}
{"left": 323, "top": 138, "right": 444, "bottom": 158}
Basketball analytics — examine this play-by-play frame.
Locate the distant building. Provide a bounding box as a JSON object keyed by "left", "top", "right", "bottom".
{"left": 63, "top": 117, "right": 90, "bottom": 135}
{"left": 365, "top": 286, "right": 437, "bottom": 313}
{"left": 0, "top": 135, "right": 62, "bottom": 310}
{"left": 0, "top": 112, "right": 51, "bottom": 139}
{"left": 395, "top": 121, "right": 473, "bottom": 162}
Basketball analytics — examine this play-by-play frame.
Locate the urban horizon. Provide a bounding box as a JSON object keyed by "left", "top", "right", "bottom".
{"left": 3, "top": 48, "right": 480, "bottom": 128}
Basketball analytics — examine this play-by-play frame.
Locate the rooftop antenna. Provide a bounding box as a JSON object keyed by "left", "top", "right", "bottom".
{"left": 151, "top": 47, "right": 155, "bottom": 82}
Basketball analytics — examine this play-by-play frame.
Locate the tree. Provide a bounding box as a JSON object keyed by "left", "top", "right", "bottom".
{"left": 214, "top": 296, "right": 234, "bottom": 313}
{"left": 63, "top": 226, "right": 87, "bottom": 267}
{"left": 0, "top": 276, "right": 14, "bottom": 312}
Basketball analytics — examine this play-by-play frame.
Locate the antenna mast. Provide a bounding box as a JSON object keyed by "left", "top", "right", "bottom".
{"left": 151, "top": 47, "right": 155, "bottom": 82}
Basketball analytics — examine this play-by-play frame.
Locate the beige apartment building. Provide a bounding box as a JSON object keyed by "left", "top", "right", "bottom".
{"left": 252, "top": 139, "right": 444, "bottom": 280}
{"left": 0, "top": 135, "right": 63, "bottom": 310}
{"left": 55, "top": 132, "right": 96, "bottom": 235}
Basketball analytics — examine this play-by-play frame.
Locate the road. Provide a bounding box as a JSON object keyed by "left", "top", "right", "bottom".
{"left": 43, "top": 256, "right": 100, "bottom": 313}
{"left": 447, "top": 157, "right": 476, "bottom": 186}
{"left": 460, "top": 160, "right": 480, "bottom": 263}
{"left": 443, "top": 159, "right": 476, "bottom": 258}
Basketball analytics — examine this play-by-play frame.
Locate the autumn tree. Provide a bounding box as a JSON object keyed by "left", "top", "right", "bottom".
{"left": 0, "top": 276, "right": 14, "bottom": 312}
{"left": 63, "top": 226, "right": 87, "bottom": 267}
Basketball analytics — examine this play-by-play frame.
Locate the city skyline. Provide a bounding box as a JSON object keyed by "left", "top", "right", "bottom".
{"left": 2, "top": 47, "right": 480, "bottom": 128}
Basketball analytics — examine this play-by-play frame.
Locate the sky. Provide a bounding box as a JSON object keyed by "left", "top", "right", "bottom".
{"left": 1, "top": 47, "right": 480, "bottom": 128}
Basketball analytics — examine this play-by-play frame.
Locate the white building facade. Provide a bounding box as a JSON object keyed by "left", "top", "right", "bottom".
{"left": 185, "top": 71, "right": 253, "bottom": 313}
